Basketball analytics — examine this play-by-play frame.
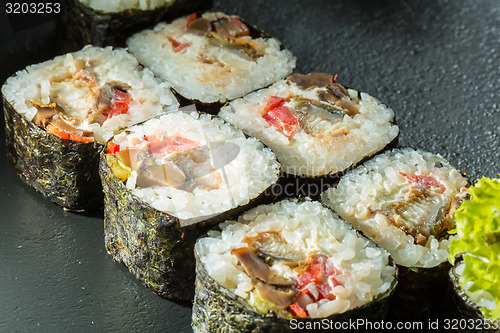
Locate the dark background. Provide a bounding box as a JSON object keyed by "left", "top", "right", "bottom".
{"left": 1, "top": 0, "right": 499, "bottom": 332}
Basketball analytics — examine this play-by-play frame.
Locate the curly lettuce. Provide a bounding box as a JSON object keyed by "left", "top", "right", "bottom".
{"left": 449, "top": 177, "right": 500, "bottom": 319}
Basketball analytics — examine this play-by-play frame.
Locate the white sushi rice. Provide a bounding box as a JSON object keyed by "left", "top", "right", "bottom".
{"left": 79, "top": 0, "right": 174, "bottom": 12}
{"left": 195, "top": 199, "right": 395, "bottom": 318}
{"left": 219, "top": 80, "right": 399, "bottom": 177}
{"left": 127, "top": 12, "right": 296, "bottom": 103}
{"left": 110, "top": 111, "right": 280, "bottom": 220}
{"left": 322, "top": 148, "right": 469, "bottom": 268}
{"left": 2, "top": 45, "right": 178, "bottom": 143}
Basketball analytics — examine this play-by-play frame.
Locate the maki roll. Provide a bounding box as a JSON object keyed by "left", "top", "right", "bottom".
{"left": 219, "top": 73, "right": 398, "bottom": 197}
{"left": 2, "top": 45, "right": 178, "bottom": 211}
{"left": 100, "top": 111, "right": 280, "bottom": 300}
{"left": 446, "top": 177, "right": 500, "bottom": 328}
{"left": 321, "top": 147, "right": 469, "bottom": 319}
{"left": 61, "top": 0, "right": 212, "bottom": 47}
{"left": 127, "top": 11, "right": 296, "bottom": 111}
{"left": 192, "top": 199, "right": 397, "bottom": 332}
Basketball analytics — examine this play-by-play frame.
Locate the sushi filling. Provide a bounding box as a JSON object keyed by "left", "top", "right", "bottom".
{"left": 322, "top": 148, "right": 469, "bottom": 267}
{"left": 28, "top": 59, "right": 134, "bottom": 142}
{"left": 453, "top": 263, "right": 498, "bottom": 317}
{"left": 79, "top": 0, "right": 175, "bottom": 12}
{"left": 219, "top": 73, "right": 398, "bottom": 176}
{"left": 2, "top": 46, "right": 178, "bottom": 143}
{"left": 258, "top": 73, "right": 361, "bottom": 141}
{"left": 186, "top": 13, "right": 263, "bottom": 59}
{"left": 448, "top": 177, "right": 500, "bottom": 319}
{"left": 107, "top": 134, "right": 222, "bottom": 192}
{"left": 105, "top": 112, "right": 280, "bottom": 220}
{"left": 127, "top": 12, "right": 296, "bottom": 103}
{"left": 368, "top": 172, "right": 460, "bottom": 245}
{"left": 196, "top": 200, "right": 395, "bottom": 319}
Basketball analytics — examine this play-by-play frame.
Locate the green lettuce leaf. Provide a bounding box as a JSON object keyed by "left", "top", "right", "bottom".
{"left": 449, "top": 176, "right": 500, "bottom": 319}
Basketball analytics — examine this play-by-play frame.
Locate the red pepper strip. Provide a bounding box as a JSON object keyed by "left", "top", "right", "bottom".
{"left": 103, "top": 89, "right": 131, "bottom": 119}
{"left": 145, "top": 135, "right": 200, "bottom": 155}
{"left": 263, "top": 96, "right": 285, "bottom": 113}
{"left": 289, "top": 302, "right": 307, "bottom": 318}
{"left": 186, "top": 12, "right": 196, "bottom": 28}
{"left": 399, "top": 172, "right": 446, "bottom": 191}
{"left": 46, "top": 125, "right": 94, "bottom": 143}
{"left": 262, "top": 105, "right": 299, "bottom": 139}
{"left": 106, "top": 141, "right": 120, "bottom": 154}
{"left": 333, "top": 73, "right": 338, "bottom": 83}
{"left": 167, "top": 36, "right": 192, "bottom": 53}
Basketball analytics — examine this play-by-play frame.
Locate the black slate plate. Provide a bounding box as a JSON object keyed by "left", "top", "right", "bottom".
{"left": 1, "top": 0, "right": 499, "bottom": 332}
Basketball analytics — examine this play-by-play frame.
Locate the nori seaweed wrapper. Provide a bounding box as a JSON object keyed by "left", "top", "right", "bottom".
{"left": 192, "top": 252, "right": 398, "bottom": 333}
{"left": 441, "top": 264, "right": 500, "bottom": 332}
{"left": 99, "top": 150, "right": 278, "bottom": 301}
{"left": 388, "top": 261, "right": 450, "bottom": 321}
{"left": 60, "top": 0, "right": 213, "bottom": 48}
{"left": 2, "top": 93, "right": 103, "bottom": 211}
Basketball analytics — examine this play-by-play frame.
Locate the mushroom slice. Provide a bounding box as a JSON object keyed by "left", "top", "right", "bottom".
{"left": 255, "top": 282, "right": 297, "bottom": 309}
{"left": 287, "top": 74, "right": 360, "bottom": 117}
{"left": 326, "top": 83, "right": 349, "bottom": 99}
{"left": 135, "top": 161, "right": 186, "bottom": 189}
{"left": 231, "top": 247, "right": 295, "bottom": 287}
{"left": 212, "top": 16, "right": 250, "bottom": 37}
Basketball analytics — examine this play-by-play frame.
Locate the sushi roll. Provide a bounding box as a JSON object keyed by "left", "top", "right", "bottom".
{"left": 100, "top": 111, "right": 280, "bottom": 300}
{"left": 446, "top": 177, "right": 500, "bottom": 328}
{"left": 192, "top": 199, "right": 397, "bottom": 332}
{"left": 1, "top": 45, "right": 178, "bottom": 211}
{"left": 127, "top": 11, "right": 296, "bottom": 111}
{"left": 61, "top": 0, "right": 212, "bottom": 47}
{"left": 219, "top": 73, "right": 399, "bottom": 197}
{"left": 321, "top": 147, "right": 469, "bottom": 319}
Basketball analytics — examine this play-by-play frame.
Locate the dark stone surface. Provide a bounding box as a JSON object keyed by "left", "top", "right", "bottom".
{"left": 0, "top": 0, "right": 499, "bottom": 332}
